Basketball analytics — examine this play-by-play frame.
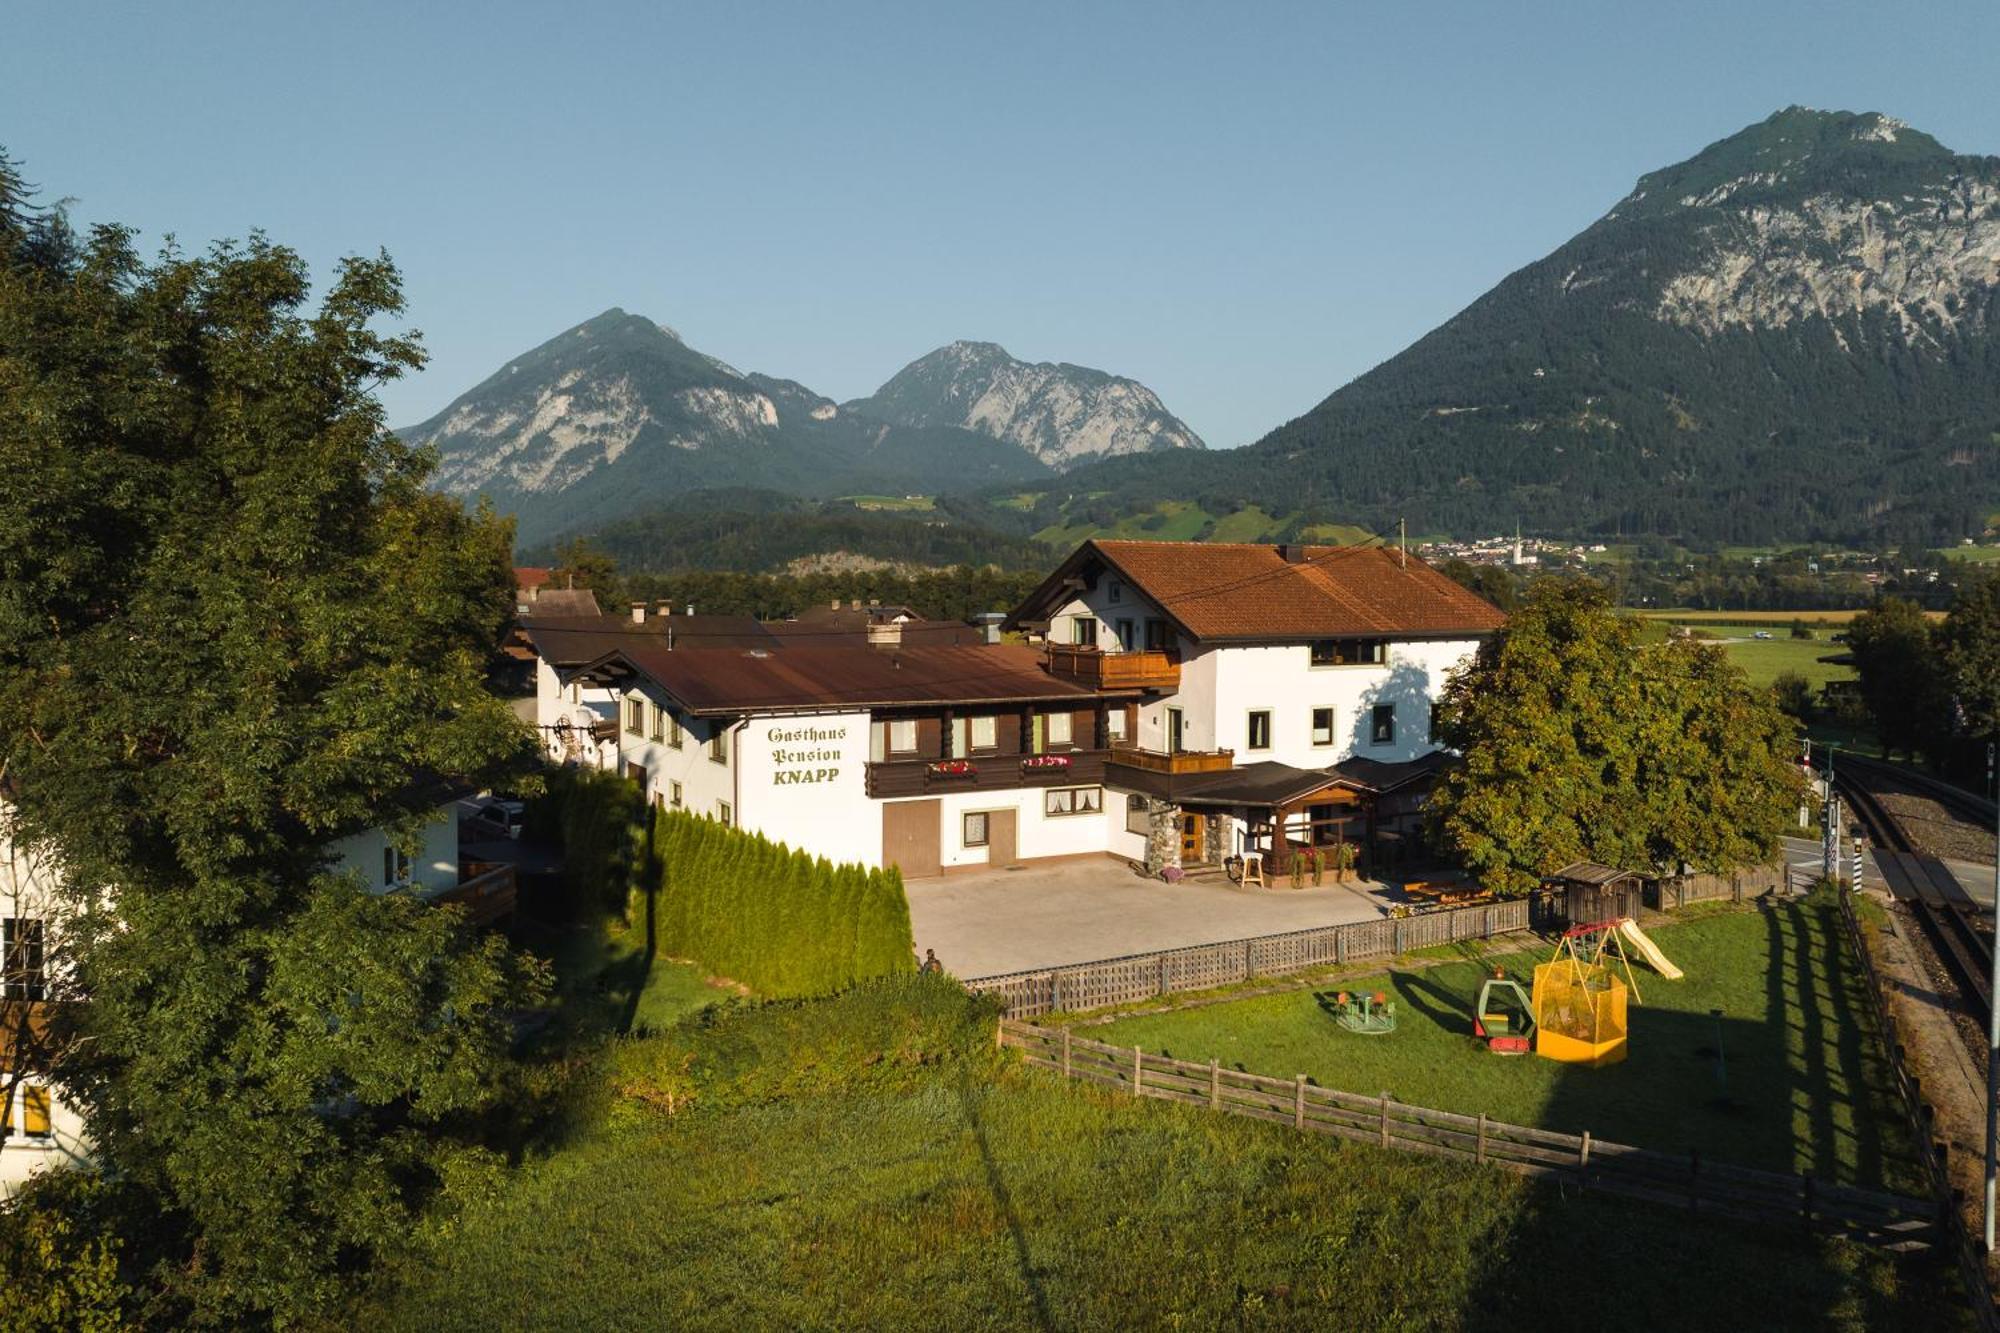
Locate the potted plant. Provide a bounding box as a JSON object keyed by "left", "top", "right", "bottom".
{"left": 1310, "top": 845, "right": 1325, "bottom": 887}
{"left": 1333, "top": 841, "right": 1358, "bottom": 881}
{"left": 1289, "top": 853, "right": 1305, "bottom": 891}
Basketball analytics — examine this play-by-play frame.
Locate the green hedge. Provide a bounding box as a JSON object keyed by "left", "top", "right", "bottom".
{"left": 652, "top": 810, "right": 914, "bottom": 997}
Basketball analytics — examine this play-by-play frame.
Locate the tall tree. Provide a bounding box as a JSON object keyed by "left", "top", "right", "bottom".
{"left": 1846, "top": 597, "right": 1946, "bottom": 760}
{"left": 1428, "top": 580, "right": 1802, "bottom": 894}
{"left": 0, "top": 156, "right": 541, "bottom": 1322}
{"left": 1940, "top": 571, "right": 2000, "bottom": 752}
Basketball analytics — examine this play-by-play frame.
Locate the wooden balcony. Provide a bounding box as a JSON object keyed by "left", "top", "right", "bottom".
{"left": 867, "top": 749, "right": 1109, "bottom": 799}
{"left": 434, "top": 862, "right": 518, "bottom": 927}
{"left": 1043, "top": 645, "right": 1180, "bottom": 691}
{"left": 1107, "top": 745, "right": 1236, "bottom": 776}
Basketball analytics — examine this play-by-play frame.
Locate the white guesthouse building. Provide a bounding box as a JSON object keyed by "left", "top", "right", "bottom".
{"left": 551, "top": 540, "right": 1505, "bottom": 882}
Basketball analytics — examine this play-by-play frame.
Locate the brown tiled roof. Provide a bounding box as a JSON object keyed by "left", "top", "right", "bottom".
{"left": 524, "top": 588, "right": 602, "bottom": 617}
{"left": 514, "top": 566, "right": 552, "bottom": 591}
{"left": 1022, "top": 541, "right": 1506, "bottom": 642}
{"left": 519, "top": 615, "right": 780, "bottom": 665}
{"left": 574, "top": 643, "right": 1113, "bottom": 716}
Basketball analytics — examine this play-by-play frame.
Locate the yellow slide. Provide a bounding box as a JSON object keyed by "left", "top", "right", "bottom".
{"left": 1618, "top": 918, "right": 1683, "bottom": 980}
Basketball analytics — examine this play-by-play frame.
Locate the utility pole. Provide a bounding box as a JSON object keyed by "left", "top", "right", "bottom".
{"left": 1398, "top": 518, "right": 1407, "bottom": 569}
{"left": 1820, "top": 744, "right": 1838, "bottom": 882}
{"left": 1986, "top": 742, "right": 1999, "bottom": 1252}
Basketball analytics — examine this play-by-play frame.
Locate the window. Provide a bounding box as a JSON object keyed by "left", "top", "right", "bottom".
{"left": 1108, "top": 581, "right": 1123, "bottom": 604}
{"left": 1115, "top": 618, "right": 1136, "bottom": 650}
{"left": 670, "top": 781, "right": 684, "bottom": 808}
{"left": 1072, "top": 616, "right": 1097, "bottom": 648}
{"left": 1371, "top": 703, "right": 1397, "bottom": 746}
{"left": 2, "top": 918, "right": 45, "bottom": 1002}
{"left": 717, "top": 801, "right": 733, "bottom": 827}
{"left": 1167, "top": 707, "right": 1185, "bottom": 753}
{"left": 20, "top": 1085, "right": 51, "bottom": 1139}
{"left": 668, "top": 714, "right": 684, "bottom": 749}
{"left": 1045, "top": 786, "right": 1103, "bottom": 818}
{"left": 709, "top": 730, "right": 729, "bottom": 765}
{"left": 1106, "top": 707, "right": 1128, "bottom": 743}
{"left": 649, "top": 702, "right": 665, "bottom": 743}
{"left": 1246, "top": 710, "right": 1272, "bottom": 750}
{"left": 887, "top": 719, "right": 918, "bottom": 755}
{"left": 1310, "top": 639, "right": 1387, "bottom": 667}
{"left": 381, "top": 846, "right": 410, "bottom": 887}
{"left": 963, "top": 811, "right": 989, "bottom": 847}
{"left": 626, "top": 695, "right": 646, "bottom": 735}
{"left": 968, "top": 715, "right": 998, "bottom": 751}
{"left": 1046, "top": 711, "right": 1073, "bottom": 748}
{"left": 1144, "top": 619, "right": 1171, "bottom": 651}
{"left": 1311, "top": 707, "right": 1336, "bottom": 747}
{"left": 1126, "top": 793, "right": 1151, "bottom": 835}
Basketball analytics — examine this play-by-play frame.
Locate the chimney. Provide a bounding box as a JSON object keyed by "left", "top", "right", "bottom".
{"left": 971, "top": 612, "right": 1007, "bottom": 645}
{"left": 685, "top": 603, "right": 694, "bottom": 616}
{"left": 1278, "top": 544, "right": 1308, "bottom": 564}
{"left": 630, "top": 602, "right": 647, "bottom": 624}
{"left": 867, "top": 621, "right": 903, "bottom": 650}
{"left": 850, "top": 597, "right": 863, "bottom": 611}
{"left": 830, "top": 598, "right": 842, "bottom": 611}
{"left": 657, "top": 601, "right": 674, "bottom": 618}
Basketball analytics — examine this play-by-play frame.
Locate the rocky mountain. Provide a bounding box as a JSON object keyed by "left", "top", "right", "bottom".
{"left": 1032, "top": 108, "right": 2000, "bottom": 547}
{"left": 407, "top": 315, "right": 1207, "bottom": 546}
{"left": 844, "top": 341, "right": 1205, "bottom": 469}
{"left": 405, "top": 311, "right": 1054, "bottom": 545}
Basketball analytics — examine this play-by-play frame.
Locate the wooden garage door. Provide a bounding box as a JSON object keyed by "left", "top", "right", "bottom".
{"left": 882, "top": 799, "right": 942, "bottom": 879}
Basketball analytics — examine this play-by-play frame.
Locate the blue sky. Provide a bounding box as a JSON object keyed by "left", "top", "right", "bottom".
{"left": 7, "top": 1, "right": 1998, "bottom": 447}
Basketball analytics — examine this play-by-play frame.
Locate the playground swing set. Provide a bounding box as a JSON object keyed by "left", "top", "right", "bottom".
{"left": 1471, "top": 917, "right": 1682, "bottom": 1065}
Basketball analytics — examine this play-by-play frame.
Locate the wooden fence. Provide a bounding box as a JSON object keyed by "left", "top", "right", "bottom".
{"left": 1646, "top": 863, "right": 1787, "bottom": 913}
{"left": 966, "top": 898, "right": 1531, "bottom": 1017}
{"left": 1834, "top": 886, "right": 1998, "bottom": 1327}
{"left": 999, "top": 1019, "right": 1941, "bottom": 1251}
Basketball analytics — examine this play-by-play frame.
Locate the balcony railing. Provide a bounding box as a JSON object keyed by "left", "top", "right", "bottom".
{"left": 1043, "top": 645, "right": 1180, "bottom": 691}
{"left": 433, "top": 862, "right": 518, "bottom": 927}
{"left": 1107, "top": 745, "right": 1236, "bottom": 775}
{"left": 866, "top": 749, "right": 1109, "bottom": 799}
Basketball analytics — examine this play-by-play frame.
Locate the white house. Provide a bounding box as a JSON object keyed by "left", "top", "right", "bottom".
{"left": 0, "top": 785, "right": 509, "bottom": 1192}
{"left": 550, "top": 540, "right": 1505, "bottom": 884}
{"left": 1006, "top": 539, "right": 1506, "bottom": 876}
{"left": 563, "top": 641, "right": 1149, "bottom": 876}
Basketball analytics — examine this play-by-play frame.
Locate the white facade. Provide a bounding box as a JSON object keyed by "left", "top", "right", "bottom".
{"left": 535, "top": 657, "right": 620, "bottom": 769}
{"left": 0, "top": 816, "right": 87, "bottom": 1192}
{"left": 1047, "top": 584, "right": 1479, "bottom": 767}
{"left": 325, "top": 802, "right": 462, "bottom": 897}
{"left": 602, "top": 690, "right": 1117, "bottom": 872}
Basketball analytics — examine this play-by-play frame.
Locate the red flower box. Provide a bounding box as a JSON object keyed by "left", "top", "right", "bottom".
{"left": 1022, "top": 754, "right": 1071, "bottom": 771}
{"left": 928, "top": 760, "right": 976, "bottom": 777}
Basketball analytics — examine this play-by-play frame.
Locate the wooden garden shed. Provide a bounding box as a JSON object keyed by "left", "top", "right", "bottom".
{"left": 1544, "top": 861, "right": 1644, "bottom": 924}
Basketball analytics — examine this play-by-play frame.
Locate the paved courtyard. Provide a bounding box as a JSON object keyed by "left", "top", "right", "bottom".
{"left": 906, "top": 857, "right": 1392, "bottom": 979}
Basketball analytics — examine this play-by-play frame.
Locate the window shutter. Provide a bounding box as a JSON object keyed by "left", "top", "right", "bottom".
{"left": 22, "top": 1085, "right": 51, "bottom": 1138}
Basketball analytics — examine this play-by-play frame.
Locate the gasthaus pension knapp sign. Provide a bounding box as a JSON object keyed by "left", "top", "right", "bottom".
{"left": 739, "top": 714, "right": 878, "bottom": 867}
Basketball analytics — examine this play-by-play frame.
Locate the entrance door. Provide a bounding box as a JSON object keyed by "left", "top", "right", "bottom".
{"left": 625, "top": 761, "right": 646, "bottom": 787}
{"left": 1180, "top": 813, "right": 1207, "bottom": 863}
{"left": 1167, "top": 707, "right": 1185, "bottom": 754}
{"left": 989, "top": 809, "right": 1019, "bottom": 868}
{"left": 882, "top": 800, "right": 942, "bottom": 878}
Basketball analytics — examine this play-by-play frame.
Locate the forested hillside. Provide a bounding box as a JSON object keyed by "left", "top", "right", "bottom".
{"left": 1016, "top": 109, "right": 2000, "bottom": 547}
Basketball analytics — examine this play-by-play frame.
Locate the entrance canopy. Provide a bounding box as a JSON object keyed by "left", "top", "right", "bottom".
{"left": 1163, "top": 752, "right": 1453, "bottom": 875}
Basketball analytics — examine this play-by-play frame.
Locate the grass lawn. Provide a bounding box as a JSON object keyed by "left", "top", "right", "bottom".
{"left": 1625, "top": 615, "right": 1856, "bottom": 690}
{"left": 1090, "top": 900, "right": 1922, "bottom": 1194}
{"left": 519, "top": 909, "right": 734, "bottom": 1035}
{"left": 840, "top": 493, "right": 936, "bottom": 511}
{"left": 351, "top": 973, "right": 1960, "bottom": 1332}
{"left": 1940, "top": 545, "right": 2000, "bottom": 563}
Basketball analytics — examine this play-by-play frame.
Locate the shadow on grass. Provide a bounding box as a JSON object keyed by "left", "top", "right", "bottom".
{"left": 957, "top": 1081, "right": 1056, "bottom": 1331}
{"left": 1457, "top": 894, "right": 1953, "bottom": 1331}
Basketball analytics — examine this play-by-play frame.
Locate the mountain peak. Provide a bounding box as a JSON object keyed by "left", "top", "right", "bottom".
{"left": 846, "top": 343, "right": 1204, "bottom": 468}
{"left": 1612, "top": 107, "right": 1964, "bottom": 220}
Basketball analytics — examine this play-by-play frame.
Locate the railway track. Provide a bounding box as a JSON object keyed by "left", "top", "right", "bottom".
{"left": 1834, "top": 757, "right": 1995, "bottom": 1019}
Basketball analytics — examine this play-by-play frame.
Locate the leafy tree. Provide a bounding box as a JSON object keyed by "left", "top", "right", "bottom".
{"left": 1771, "top": 670, "right": 1814, "bottom": 721}
{"left": 1941, "top": 571, "right": 2000, "bottom": 746}
{"left": 550, "top": 534, "right": 623, "bottom": 608}
{"left": 1429, "top": 581, "right": 1802, "bottom": 893}
{"left": 1846, "top": 597, "right": 1946, "bottom": 759}
{"left": 0, "top": 158, "right": 542, "bottom": 1322}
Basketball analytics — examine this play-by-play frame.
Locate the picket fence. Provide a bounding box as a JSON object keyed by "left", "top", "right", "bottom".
{"left": 966, "top": 898, "right": 1530, "bottom": 1018}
